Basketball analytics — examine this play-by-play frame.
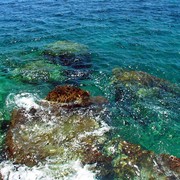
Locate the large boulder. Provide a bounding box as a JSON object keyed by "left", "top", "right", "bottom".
{"left": 5, "top": 108, "right": 105, "bottom": 167}
{"left": 5, "top": 85, "right": 110, "bottom": 168}
{"left": 45, "top": 85, "right": 90, "bottom": 107}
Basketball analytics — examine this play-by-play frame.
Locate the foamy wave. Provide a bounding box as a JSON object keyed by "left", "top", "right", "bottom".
{"left": 6, "top": 93, "right": 40, "bottom": 111}
{"left": 67, "top": 160, "right": 96, "bottom": 180}
{"left": 0, "top": 161, "right": 50, "bottom": 180}
{"left": 0, "top": 160, "right": 96, "bottom": 180}
{"left": 79, "top": 120, "right": 111, "bottom": 139}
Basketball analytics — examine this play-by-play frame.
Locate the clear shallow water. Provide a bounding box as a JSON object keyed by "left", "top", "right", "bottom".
{"left": 0, "top": 0, "right": 180, "bottom": 179}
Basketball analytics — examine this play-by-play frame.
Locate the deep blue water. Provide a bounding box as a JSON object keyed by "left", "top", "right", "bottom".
{"left": 0, "top": 0, "right": 179, "bottom": 81}
{"left": 0, "top": 0, "right": 180, "bottom": 171}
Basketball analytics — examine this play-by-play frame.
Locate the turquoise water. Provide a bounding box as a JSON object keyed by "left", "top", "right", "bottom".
{"left": 0, "top": 0, "right": 180, "bottom": 177}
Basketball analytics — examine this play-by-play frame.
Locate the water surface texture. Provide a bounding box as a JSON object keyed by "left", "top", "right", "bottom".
{"left": 0, "top": 0, "right": 180, "bottom": 179}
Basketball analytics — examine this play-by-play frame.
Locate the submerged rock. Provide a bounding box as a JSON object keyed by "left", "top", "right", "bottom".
{"left": 112, "top": 68, "right": 172, "bottom": 90}
{"left": 11, "top": 60, "right": 65, "bottom": 84}
{"left": 103, "top": 138, "right": 180, "bottom": 179}
{"left": 43, "top": 41, "right": 88, "bottom": 58}
{"left": 112, "top": 68, "right": 179, "bottom": 101}
{"left": 111, "top": 67, "right": 180, "bottom": 157}
{"left": 43, "top": 41, "right": 91, "bottom": 68}
{"left": 64, "top": 69, "right": 91, "bottom": 80}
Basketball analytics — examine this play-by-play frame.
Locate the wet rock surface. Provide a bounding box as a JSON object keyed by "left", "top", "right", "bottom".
{"left": 6, "top": 108, "right": 104, "bottom": 167}
{"left": 45, "top": 85, "right": 90, "bottom": 106}
{"left": 45, "top": 85, "right": 108, "bottom": 107}
{"left": 160, "top": 154, "right": 180, "bottom": 173}
{"left": 5, "top": 85, "right": 110, "bottom": 169}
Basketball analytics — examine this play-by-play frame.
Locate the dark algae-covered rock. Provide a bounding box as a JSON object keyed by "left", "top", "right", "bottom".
{"left": 160, "top": 154, "right": 180, "bottom": 173}
{"left": 43, "top": 41, "right": 92, "bottom": 82}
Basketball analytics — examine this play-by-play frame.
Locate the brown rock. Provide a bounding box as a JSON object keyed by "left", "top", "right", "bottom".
{"left": 161, "top": 154, "right": 180, "bottom": 173}
{"left": 45, "top": 85, "right": 90, "bottom": 107}
{"left": 0, "top": 172, "right": 3, "bottom": 180}
{"left": 5, "top": 106, "right": 103, "bottom": 166}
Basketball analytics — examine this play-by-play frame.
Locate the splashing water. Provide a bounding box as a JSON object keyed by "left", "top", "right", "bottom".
{"left": 0, "top": 160, "right": 96, "bottom": 180}
{"left": 6, "top": 93, "right": 40, "bottom": 111}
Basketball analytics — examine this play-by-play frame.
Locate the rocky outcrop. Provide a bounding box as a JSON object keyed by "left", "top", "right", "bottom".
{"left": 6, "top": 108, "right": 106, "bottom": 167}
{"left": 5, "top": 85, "right": 110, "bottom": 168}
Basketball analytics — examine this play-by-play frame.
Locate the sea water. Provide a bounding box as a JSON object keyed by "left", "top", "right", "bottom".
{"left": 0, "top": 0, "right": 179, "bottom": 179}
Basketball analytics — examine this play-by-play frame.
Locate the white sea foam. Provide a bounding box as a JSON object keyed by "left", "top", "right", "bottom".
{"left": 68, "top": 160, "right": 96, "bottom": 180}
{"left": 0, "top": 161, "right": 49, "bottom": 180}
{"left": 6, "top": 93, "right": 40, "bottom": 111}
{"left": 79, "top": 120, "right": 111, "bottom": 139}
{"left": 0, "top": 160, "right": 97, "bottom": 180}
